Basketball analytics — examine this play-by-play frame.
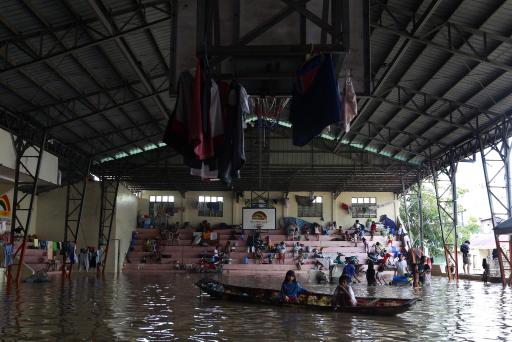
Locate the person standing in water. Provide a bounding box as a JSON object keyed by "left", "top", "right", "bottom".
{"left": 332, "top": 275, "right": 357, "bottom": 308}
{"left": 482, "top": 258, "right": 490, "bottom": 285}
{"left": 366, "top": 260, "right": 377, "bottom": 286}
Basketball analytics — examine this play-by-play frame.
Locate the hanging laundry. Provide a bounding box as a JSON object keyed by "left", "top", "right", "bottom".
{"left": 89, "top": 247, "right": 97, "bottom": 268}
{"left": 343, "top": 76, "right": 358, "bottom": 133}
{"left": 218, "top": 81, "right": 248, "bottom": 186}
{"left": 191, "top": 79, "right": 225, "bottom": 177}
{"left": 289, "top": 54, "right": 341, "bottom": 146}
{"left": 96, "top": 247, "right": 104, "bottom": 266}
{"left": 164, "top": 60, "right": 247, "bottom": 185}
{"left": 4, "top": 243, "right": 13, "bottom": 267}
{"left": 164, "top": 70, "right": 196, "bottom": 161}
{"left": 78, "top": 248, "right": 90, "bottom": 272}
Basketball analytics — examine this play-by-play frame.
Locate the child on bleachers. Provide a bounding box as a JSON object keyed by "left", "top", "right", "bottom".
{"left": 302, "top": 225, "right": 310, "bottom": 241}
{"left": 293, "top": 226, "right": 300, "bottom": 241}
{"left": 296, "top": 249, "right": 305, "bottom": 270}
{"left": 362, "top": 237, "right": 369, "bottom": 253}
{"left": 387, "top": 233, "right": 394, "bottom": 247}
{"left": 314, "top": 224, "right": 321, "bottom": 241}
{"left": 255, "top": 247, "right": 264, "bottom": 264}
{"left": 293, "top": 242, "right": 300, "bottom": 257}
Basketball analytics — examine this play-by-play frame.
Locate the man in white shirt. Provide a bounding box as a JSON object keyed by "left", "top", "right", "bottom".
{"left": 395, "top": 254, "right": 409, "bottom": 276}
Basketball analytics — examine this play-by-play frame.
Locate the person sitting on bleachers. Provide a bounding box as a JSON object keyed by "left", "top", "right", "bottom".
{"left": 302, "top": 225, "right": 310, "bottom": 241}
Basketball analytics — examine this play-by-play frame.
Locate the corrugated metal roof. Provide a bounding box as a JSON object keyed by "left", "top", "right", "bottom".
{"left": 0, "top": 0, "right": 511, "bottom": 192}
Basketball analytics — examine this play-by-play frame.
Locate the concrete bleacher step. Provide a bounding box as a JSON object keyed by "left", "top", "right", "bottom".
{"left": 126, "top": 227, "right": 404, "bottom": 274}
{"left": 223, "top": 264, "right": 312, "bottom": 271}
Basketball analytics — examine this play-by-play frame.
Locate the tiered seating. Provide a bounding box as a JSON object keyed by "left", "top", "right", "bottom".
{"left": 124, "top": 227, "right": 402, "bottom": 277}
{"left": 10, "top": 241, "right": 57, "bottom": 273}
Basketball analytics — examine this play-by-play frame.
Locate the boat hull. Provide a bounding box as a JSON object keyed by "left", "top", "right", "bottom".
{"left": 196, "top": 279, "right": 417, "bottom": 316}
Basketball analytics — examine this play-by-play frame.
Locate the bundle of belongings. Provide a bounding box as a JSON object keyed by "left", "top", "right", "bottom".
{"left": 164, "top": 58, "right": 250, "bottom": 186}
{"left": 290, "top": 53, "right": 357, "bottom": 146}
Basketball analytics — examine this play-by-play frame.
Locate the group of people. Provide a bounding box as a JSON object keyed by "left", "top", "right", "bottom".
{"left": 286, "top": 222, "right": 336, "bottom": 242}
{"left": 280, "top": 270, "right": 357, "bottom": 308}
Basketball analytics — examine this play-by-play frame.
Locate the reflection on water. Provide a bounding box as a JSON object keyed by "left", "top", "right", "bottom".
{"left": 1, "top": 273, "right": 511, "bottom": 341}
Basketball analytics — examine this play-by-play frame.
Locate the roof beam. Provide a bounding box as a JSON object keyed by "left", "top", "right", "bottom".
{"left": 22, "top": 71, "right": 168, "bottom": 115}
{"left": 372, "top": 23, "right": 512, "bottom": 73}
{"left": 47, "top": 88, "right": 169, "bottom": 129}
{"left": 0, "top": 0, "right": 171, "bottom": 42}
{"left": 71, "top": 118, "right": 166, "bottom": 145}
{"left": 367, "top": 95, "right": 474, "bottom": 132}
{"left": 333, "top": 0, "right": 443, "bottom": 152}
{"left": 367, "top": 1, "right": 510, "bottom": 160}
{"left": 12, "top": 1, "right": 147, "bottom": 154}
{"left": 87, "top": 0, "right": 169, "bottom": 119}
{"left": 0, "top": 16, "right": 171, "bottom": 76}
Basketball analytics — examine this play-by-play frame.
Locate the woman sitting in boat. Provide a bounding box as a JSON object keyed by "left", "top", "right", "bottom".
{"left": 332, "top": 275, "right": 357, "bottom": 308}
{"left": 280, "top": 270, "right": 308, "bottom": 302}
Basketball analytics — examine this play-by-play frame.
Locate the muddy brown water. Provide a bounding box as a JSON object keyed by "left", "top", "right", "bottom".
{"left": 1, "top": 273, "right": 511, "bottom": 341}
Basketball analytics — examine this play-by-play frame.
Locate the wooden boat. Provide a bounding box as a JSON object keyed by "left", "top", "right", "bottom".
{"left": 196, "top": 279, "right": 418, "bottom": 316}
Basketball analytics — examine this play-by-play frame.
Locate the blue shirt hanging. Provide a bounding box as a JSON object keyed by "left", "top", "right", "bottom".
{"left": 290, "top": 54, "right": 341, "bottom": 146}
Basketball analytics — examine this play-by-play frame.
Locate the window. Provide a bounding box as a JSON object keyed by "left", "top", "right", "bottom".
{"left": 198, "top": 195, "right": 224, "bottom": 217}
{"left": 149, "top": 195, "right": 175, "bottom": 217}
{"left": 298, "top": 196, "right": 323, "bottom": 217}
{"left": 351, "top": 197, "right": 377, "bottom": 218}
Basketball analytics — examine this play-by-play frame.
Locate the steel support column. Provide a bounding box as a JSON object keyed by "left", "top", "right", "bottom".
{"left": 401, "top": 177, "right": 412, "bottom": 236}
{"left": 400, "top": 177, "right": 423, "bottom": 250}
{"left": 479, "top": 128, "right": 512, "bottom": 287}
{"left": 417, "top": 175, "right": 424, "bottom": 252}
{"left": 6, "top": 132, "right": 47, "bottom": 286}
{"left": 97, "top": 177, "right": 120, "bottom": 274}
{"left": 61, "top": 161, "right": 91, "bottom": 279}
{"left": 432, "top": 161, "right": 459, "bottom": 282}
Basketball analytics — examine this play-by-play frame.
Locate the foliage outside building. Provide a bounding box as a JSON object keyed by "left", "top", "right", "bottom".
{"left": 399, "top": 181, "right": 480, "bottom": 258}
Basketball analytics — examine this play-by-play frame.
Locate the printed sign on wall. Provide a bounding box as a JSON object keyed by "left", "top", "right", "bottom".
{"left": 0, "top": 193, "right": 11, "bottom": 218}
{"left": 242, "top": 208, "right": 276, "bottom": 230}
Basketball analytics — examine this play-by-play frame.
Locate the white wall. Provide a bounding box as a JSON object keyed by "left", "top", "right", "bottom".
{"left": 36, "top": 182, "right": 138, "bottom": 272}
{"left": 335, "top": 192, "right": 398, "bottom": 229}
{"left": 36, "top": 182, "right": 101, "bottom": 247}
{"left": 108, "top": 185, "right": 138, "bottom": 272}
{"left": 0, "top": 128, "right": 60, "bottom": 185}
{"left": 139, "top": 190, "right": 399, "bottom": 228}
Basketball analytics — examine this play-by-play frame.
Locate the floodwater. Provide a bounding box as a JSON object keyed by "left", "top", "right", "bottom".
{"left": 1, "top": 273, "right": 511, "bottom": 341}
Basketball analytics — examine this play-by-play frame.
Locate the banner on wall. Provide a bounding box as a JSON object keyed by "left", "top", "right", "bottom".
{"left": 0, "top": 193, "right": 11, "bottom": 218}
{"left": 242, "top": 208, "right": 276, "bottom": 230}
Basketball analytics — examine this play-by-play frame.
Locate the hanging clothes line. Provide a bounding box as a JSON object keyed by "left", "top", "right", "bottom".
{"left": 164, "top": 58, "right": 249, "bottom": 187}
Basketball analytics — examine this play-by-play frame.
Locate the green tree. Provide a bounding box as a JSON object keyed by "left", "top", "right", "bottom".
{"left": 399, "top": 183, "right": 480, "bottom": 258}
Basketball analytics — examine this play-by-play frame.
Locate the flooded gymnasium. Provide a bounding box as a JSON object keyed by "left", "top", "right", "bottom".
{"left": 1, "top": 0, "right": 512, "bottom": 341}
